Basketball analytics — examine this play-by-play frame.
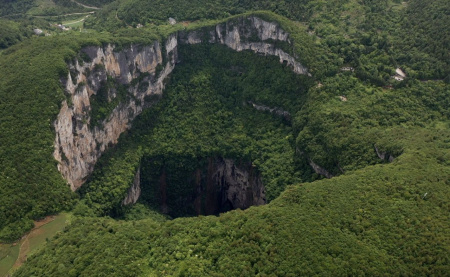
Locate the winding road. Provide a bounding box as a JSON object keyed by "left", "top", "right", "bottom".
{"left": 32, "top": 11, "right": 95, "bottom": 18}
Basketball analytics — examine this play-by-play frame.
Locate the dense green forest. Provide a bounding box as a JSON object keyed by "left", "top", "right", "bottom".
{"left": 394, "top": 0, "right": 450, "bottom": 80}
{"left": 0, "top": 19, "right": 29, "bottom": 48}
{"left": 0, "top": 0, "right": 34, "bottom": 16}
{"left": 0, "top": 29, "right": 167, "bottom": 242}
{"left": 0, "top": 0, "right": 449, "bottom": 276}
{"left": 0, "top": 36, "right": 80, "bottom": 242}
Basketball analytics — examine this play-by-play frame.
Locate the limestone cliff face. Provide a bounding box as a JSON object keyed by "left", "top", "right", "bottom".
{"left": 54, "top": 16, "right": 310, "bottom": 191}
{"left": 54, "top": 35, "right": 178, "bottom": 191}
{"left": 179, "top": 16, "right": 310, "bottom": 76}
{"left": 209, "top": 158, "right": 266, "bottom": 213}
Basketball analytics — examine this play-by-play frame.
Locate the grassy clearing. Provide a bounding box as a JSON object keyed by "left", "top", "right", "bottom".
{"left": 63, "top": 15, "right": 89, "bottom": 29}
{"left": 25, "top": 214, "right": 70, "bottom": 258}
{"left": 0, "top": 244, "right": 19, "bottom": 277}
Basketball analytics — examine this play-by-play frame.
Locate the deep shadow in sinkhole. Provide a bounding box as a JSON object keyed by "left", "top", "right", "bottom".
{"left": 138, "top": 156, "right": 267, "bottom": 218}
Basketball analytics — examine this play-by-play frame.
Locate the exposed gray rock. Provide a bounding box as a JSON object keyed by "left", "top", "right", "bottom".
{"left": 153, "top": 157, "right": 266, "bottom": 216}
{"left": 179, "top": 16, "right": 310, "bottom": 76}
{"left": 212, "top": 158, "right": 266, "bottom": 212}
{"left": 374, "top": 145, "right": 395, "bottom": 162}
{"left": 248, "top": 101, "right": 291, "bottom": 121}
{"left": 168, "top": 17, "right": 177, "bottom": 25}
{"left": 122, "top": 167, "right": 141, "bottom": 206}
{"left": 33, "top": 28, "right": 43, "bottom": 35}
{"left": 309, "top": 159, "right": 333, "bottom": 179}
{"left": 54, "top": 35, "right": 178, "bottom": 191}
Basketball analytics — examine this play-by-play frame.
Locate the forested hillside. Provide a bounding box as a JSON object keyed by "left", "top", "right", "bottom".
{"left": 0, "top": 0, "right": 449, "bottom": 276}
{"left": 0, "top": 19, "right": 29, "bottom": 48}
{"left": 75, "top": 0, "right": 115, "bottom": 7}
{"left": 0, "top": 0, "right": 34, "bottom": 16}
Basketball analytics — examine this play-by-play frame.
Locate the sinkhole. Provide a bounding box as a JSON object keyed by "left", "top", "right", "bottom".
{"left": 80, "top": 43, "right": 310, "bottom": 219}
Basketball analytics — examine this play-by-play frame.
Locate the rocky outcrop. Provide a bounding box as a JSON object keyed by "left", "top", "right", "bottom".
{"left": 54, "top": 16, "right": 311, "bottom": 191}
{"left": 54, "top": 35, "right": 178, "bottom": 191}
{"left": 248, "top": 101, "right": 291, "bottom": 121}
{"left": 122, "top": 167, "right": 141, "bottom": 205}
{"left": 309, "top": 159, "right": 333, "bottom": 179}
{"left": 374, "top": 145, "right": 395, "bottom": 162}
{"left": 179, "top": 16, "right": 310, "bottom": 76}
{"left": 207, "top": 157, "right": 266, "bottom": 214}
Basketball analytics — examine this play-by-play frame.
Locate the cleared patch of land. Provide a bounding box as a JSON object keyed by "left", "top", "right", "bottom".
{"left": 0, "top": 244, "right": 19, "bottom": 277}
{"left": 0, "top": 214, "right": 70, "bottom": 277}
{"left": 63, "top": 15, "right": 91, "bottom": 28}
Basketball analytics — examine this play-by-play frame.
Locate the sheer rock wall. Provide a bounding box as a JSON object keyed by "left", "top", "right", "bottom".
{"left": 54, "top": 35, "right": 178, "bottom": 191}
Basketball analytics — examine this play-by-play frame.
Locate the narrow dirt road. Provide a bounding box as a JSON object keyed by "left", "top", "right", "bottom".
{"left": 33, "top": 11, "right": 95, "bottom": 18}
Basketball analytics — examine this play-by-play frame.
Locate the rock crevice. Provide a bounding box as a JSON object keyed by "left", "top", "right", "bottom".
{"left": 374, "top": 145, "right": 395, "bottom": 162}
{"left": 205, "top": 157, "right": 266, "bottom": 214}
{"left": 309, "top": 159, "right": 333, "bottom": 179}
{"left": 247, "top": 101, "right": 291, "bottom": 121}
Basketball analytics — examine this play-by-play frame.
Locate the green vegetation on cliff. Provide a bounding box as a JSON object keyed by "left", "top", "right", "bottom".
{"left": 0, "top": 36, "right": 81, "bottom": 242}
{"left": 0, "top": 0, "right": 90, "bottom": 17}
{"left": 0, "top": 19, "right": 29, "bottom": 49}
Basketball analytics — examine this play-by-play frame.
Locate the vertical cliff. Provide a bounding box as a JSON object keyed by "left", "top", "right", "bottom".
{"left": 179, "top": 16, "right": 310, "bottom": 76}
{"left": 209, "top": 158, "right": 266, "bottom": 213}
{"left": 54, "top": 35, "right": 178, "bottom": 191}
